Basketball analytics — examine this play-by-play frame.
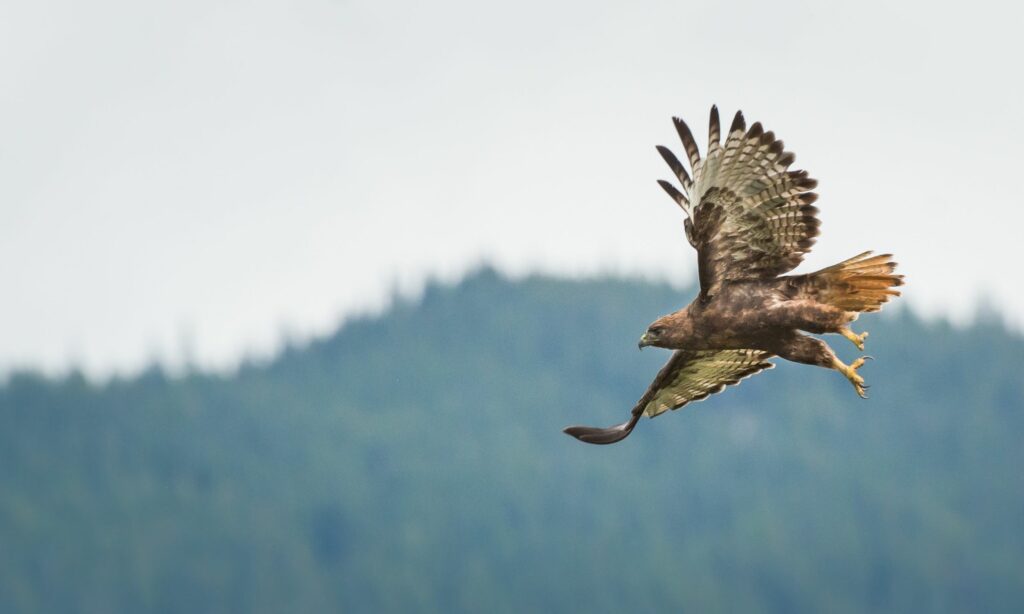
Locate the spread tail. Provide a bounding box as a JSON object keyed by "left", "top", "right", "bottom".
{"left": 805, "top": 251, "right": 904, "bottom": 313}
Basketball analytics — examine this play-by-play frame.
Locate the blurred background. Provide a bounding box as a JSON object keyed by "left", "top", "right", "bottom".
{"left": 2, "top": 0, "right": 1023, "bottom": 612}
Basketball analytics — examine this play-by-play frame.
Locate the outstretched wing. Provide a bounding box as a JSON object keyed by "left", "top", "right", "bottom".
{"left": 563, "top": 349, "right": 774, "bottom": 444}
{"left": 637, "top": 348, "right": 774, "bottom": 418}
{"left": 657, "top": 107, "right": 821, "bottom": 297}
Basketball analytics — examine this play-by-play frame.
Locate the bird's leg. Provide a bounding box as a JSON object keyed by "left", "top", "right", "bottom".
{"left": 839, "top": 326, "right": 868, "bottom": 351}
{"left": 771, "top": 333, "right": 872, "bottom": 399}
{"left": 831, "top": 355, "right": 872, "bottom": 399}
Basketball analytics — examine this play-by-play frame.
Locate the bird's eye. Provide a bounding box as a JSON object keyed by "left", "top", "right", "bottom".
{"left": 649, "top": 326, "right": 665, "bottom": 335}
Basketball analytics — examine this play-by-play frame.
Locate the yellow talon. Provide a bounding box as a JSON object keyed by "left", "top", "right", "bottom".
{"left": 840, "top": 327, "right": 869, "bottom": 351}
{"left": 832, "top": 355, "right": 872, "bottom": 399}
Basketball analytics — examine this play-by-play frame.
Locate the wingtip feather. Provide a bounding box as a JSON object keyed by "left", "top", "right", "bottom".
{"left": 563, "top": 415, "right": 640, "bottom": 445}
{"left": 729, "top": 110, "right": 746, "bottom": 134}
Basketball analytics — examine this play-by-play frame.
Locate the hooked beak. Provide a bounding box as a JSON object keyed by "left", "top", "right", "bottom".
{"left": 638, "top": 333, "right": 652, "bottom": 350}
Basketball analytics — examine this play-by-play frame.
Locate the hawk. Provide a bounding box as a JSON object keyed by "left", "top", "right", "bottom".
{"left": 564, "top": 107, "right": 903, "bottom": 445}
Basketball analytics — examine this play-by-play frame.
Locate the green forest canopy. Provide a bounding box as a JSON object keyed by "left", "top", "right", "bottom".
{"left": 2, "top": 268, "right": 1022, "bottom": 613}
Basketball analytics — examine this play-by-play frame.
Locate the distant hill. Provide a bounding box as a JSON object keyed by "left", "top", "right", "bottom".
{"left": 2, "top": 268, "right": 1022, "bottom": 613}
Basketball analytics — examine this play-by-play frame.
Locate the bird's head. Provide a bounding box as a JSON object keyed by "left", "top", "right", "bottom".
{"left": 639, "top": 311, "right": 692, "bottom": 349}
{"left": 638, "top": 319, "right": 670, "bottom": 350}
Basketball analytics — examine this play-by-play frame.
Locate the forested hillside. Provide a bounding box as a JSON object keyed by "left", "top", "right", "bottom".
{"left": 2, "top": 268, "right": 1022, "bottom": 613}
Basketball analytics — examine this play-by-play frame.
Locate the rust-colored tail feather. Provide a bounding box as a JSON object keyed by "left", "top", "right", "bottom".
{"left": 808, "top": 251, "right": 904, "bottom": 313}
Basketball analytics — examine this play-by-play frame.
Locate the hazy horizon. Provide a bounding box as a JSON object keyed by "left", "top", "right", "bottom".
{"left": 1, "top": 263, "right": 1012, "bottom": 383}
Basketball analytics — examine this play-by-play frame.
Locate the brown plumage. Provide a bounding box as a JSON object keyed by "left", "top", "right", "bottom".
{"left": 564, "top": 107, "right": 904, "bottom": 445}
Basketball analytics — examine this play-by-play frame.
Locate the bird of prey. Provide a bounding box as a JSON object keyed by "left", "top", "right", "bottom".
{"left": 564, "top": 107, "right": 903, "bottom": 445}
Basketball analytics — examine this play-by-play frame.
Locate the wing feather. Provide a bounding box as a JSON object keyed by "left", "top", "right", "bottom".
{"left": 707, "top": 105, "right": 722, "bottom": 158}
{"left": 636, "top": 349, "right": 774, "bottom": 418}
{"left": 655, "top": 146, "right": 692, "bottom": 200}
{"left": 656, "top": 179, "right": 688, "bottom": 209}
{"left": 672, "top": 117, "right": 702, "bottom": 172}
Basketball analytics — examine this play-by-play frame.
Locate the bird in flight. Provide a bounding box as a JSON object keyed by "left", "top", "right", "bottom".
{"left": 564, "top": 107, "right": 903, "bottom": 445}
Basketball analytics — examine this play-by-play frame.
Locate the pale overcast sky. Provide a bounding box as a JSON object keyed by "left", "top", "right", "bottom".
{"left": 1, "top": 0, "right": 1021, "bottom": 376}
